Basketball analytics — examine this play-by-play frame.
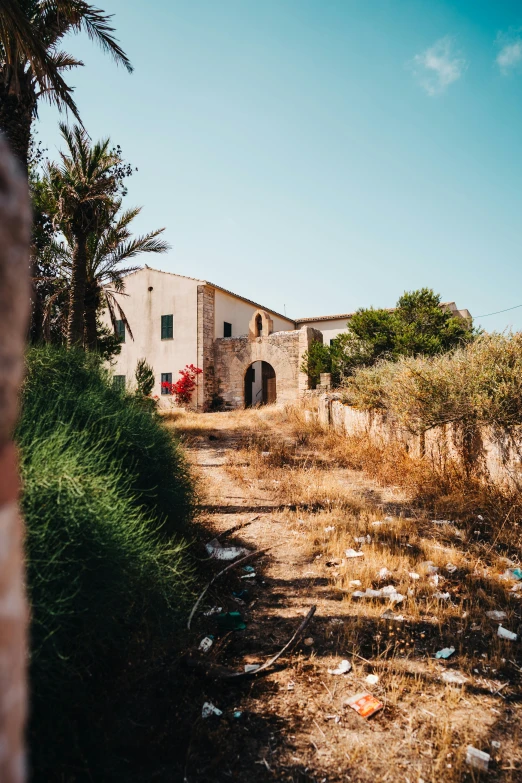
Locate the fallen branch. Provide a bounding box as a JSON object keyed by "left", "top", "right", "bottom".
{"left": 187, "top": 547, "right": 270, "bottom": 629}
{"left": 186, "top": 605, "right": 317, "bottom": 680}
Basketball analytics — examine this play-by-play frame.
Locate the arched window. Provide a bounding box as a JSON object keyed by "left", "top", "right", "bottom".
{"left": 255, "top": 314, "right": 263, "bottom": 337}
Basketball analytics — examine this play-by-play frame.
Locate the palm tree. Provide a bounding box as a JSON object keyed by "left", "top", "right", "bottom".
{"left": 83, "top": 205, "right": 169, "bottom": 349}
{"left": 40, "top": 203, "right": 170, "bottom": 350}
{"left": 45, "top": 123, "right": 120, "bottom": 346}
{"left": 0, "top": 0, "right": 131, "bottom": 171}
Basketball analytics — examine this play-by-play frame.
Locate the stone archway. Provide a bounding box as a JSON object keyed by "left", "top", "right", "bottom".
{"left": 244, "top": 361, "right": 276, "bottom": 407}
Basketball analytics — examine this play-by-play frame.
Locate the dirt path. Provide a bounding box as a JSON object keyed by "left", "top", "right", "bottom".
{"left": 171, "top": 408, "right": 522, "bottom": 783}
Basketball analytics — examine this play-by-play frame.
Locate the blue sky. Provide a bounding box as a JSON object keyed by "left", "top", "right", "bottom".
{"left": 36, "top": 0, "right": 522, "bottom": 331}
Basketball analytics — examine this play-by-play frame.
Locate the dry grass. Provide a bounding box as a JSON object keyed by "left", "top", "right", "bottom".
{"left": 170, "top": 402, "right": 522, "bottom": 781}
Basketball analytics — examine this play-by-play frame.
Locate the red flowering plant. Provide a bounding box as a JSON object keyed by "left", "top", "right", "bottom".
{"left": 161, "top": 364, "right": 203, "bottom": 405}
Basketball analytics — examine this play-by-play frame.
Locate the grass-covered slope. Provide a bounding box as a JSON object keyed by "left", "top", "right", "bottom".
{"left": 17, "top": 347, "right": 196, "bottom": 780}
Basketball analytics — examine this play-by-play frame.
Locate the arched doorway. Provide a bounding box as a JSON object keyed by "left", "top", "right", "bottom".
{"left": 244, "top": 361, "right": 276, "bottom": 407}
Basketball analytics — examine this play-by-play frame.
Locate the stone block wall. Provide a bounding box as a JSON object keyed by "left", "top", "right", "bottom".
{"left": 214, "top": 329, "right": 305, "bottom": 409}
{"left": 317, "top": 394, "right": 522, "bottom": 489}
{"left": 196, "top": 285, "right": 215, "bottom": 409}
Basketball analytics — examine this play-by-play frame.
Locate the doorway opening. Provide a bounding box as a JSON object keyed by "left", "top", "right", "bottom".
{"left": 244, "top": 361, "right": 276, "bottom": 407}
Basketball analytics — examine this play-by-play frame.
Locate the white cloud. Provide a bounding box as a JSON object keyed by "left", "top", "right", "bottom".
{"left": 411, "top": 37, "right": 467, "bottom": 96}
{"left": 496, "top": 29, "right": 522, "bottom": 74}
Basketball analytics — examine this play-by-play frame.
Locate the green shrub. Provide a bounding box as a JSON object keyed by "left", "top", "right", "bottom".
{"left": 19, "top": 346, "right": 195, "bottom": 536}
{"left": 17, "top": 347, "right": 196, "bottom": 779}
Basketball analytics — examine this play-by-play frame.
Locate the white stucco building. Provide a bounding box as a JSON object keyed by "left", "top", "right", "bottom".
{"left": 103, "top": 266, "right": 471, "bottom": 410}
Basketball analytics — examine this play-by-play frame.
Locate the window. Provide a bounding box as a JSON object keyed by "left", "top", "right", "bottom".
{"left": 224, "top": 321, "right": 232, "bottom": 338}
{"left": 330, "top": 339, "right": 335, "bottom": 346}
{"left": 113, "top": 375, "right": 125, "bottom": 391}
{"left": 161, "top": 372, "right": 172, "bottom": 395}
{"left": 161, "top": 314, "right": 173, "bottom": 339}
{"left": 116, "top": 319, "right": 125, "bottom": 342}
{"left": 255, "top": 314, "right": 263, "bottom": 337}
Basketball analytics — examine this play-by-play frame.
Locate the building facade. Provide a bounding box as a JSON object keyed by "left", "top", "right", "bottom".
{"left": 104, "top": 266, "right": 471, "bottom": 410}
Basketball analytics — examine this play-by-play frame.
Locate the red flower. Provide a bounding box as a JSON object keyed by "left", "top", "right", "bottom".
{"left": 165, "top": 365, "right": 202, "bottom": 405}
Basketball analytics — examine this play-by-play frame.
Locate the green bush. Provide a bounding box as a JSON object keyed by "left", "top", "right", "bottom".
{"left": 19, "top": 346, "right": 195, "bottom": 536}
{"left": 17, "top": 347, "right": 196, "bottom": 779}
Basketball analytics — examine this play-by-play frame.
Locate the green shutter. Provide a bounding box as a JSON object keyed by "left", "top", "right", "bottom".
{"left": 161, "top": 314, "right": 173, "bottom": 339}
{"left": 113, "top": 375, "right": 125, "bottom": 391}
{"left": 116, "top": 320, "right": 125, "bottom": 342}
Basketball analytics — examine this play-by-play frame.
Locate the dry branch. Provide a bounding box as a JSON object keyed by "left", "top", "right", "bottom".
{"left": 187, "top": 547, "right": 270, "bottom": 630}
{"left": 186, "top": 605, "right": 317, "bottom": 680}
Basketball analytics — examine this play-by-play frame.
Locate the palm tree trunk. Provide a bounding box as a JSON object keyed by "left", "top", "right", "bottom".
{"left": 84, "top": 282, "right": 98, "bottom": 351}
{"left": 67, "top": 233, "right": 88, "bottom": 348}
{"left": 0, "top": 71, "right": 35, "bottom": 175}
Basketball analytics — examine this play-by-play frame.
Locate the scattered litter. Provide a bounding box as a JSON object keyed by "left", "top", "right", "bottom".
{"left": 441, "top": 670, "right": 468, "bottom": 685}
{"left": 261, "top": 451, "right": 270, "bottom": 457}
{"left": 203, "top": 606, "right": 222, "bottom": 616}
{"left": 371, "top": 520, "right": 383, "bottom": 526}
{"left": 384, "top": 516, "right": 393, "bottom": 521}
{"left": 233, "top": 711, "right": 242, "bottom": 719}
{"left": 216, "top": 611, "right": 247, "bottom": 632}
{"left": 354, "top": 535, "right": 371, "bottom": 544}
{"left": 446, "top": 563, "right": 457, "bottom": 574}
{"left": 433, "top": 519, "right": 454, "bottom": 526}
{"left": 381, "top": 609, "right": 405, "bottom": 621}
{"left": 287, "top": 681, "right": 295, "bottom": 691}
{"left": 199, "top": 636, "right": 214, "bottom": 652}
{"left": 324, "top": 525, "right": 336, "bottom": 533}
{"left": 330, "top": 618, "right": 344, "bottom": 625}
{"left": 486, "top": 610, "right": 507, "bottom": 621}
{"left": 433, "top": 592, "right": 451, "bottom": 601}
{"left": 425, "top": 563, "right": 439, "bottom": 575}
{"left": 491, "top": 740, "right": 501, "bottom": 749}
{"left": 429, "top": 574, "right": 440, "bottom": 587}
{"left": 202, "top": 702, "right": 222, "bottom": 718}
{"left": 348, "top": 579, "right": 362, "bottom": 587}
{"left": 409, "top": 572, "right": 420, "bottom": 580}
{"left": 378, "top": 567, "right": 392, "bottom": 579}
{"left": 352, "top": 586, "right": 405, "bottom": 604}
{"left": 345, "top": 548, "right": 364, "bottom": 558}
{"left": 497, "top": 625, "right": 517, "bottom": 641}
{"left": 232, "top": 589, "right": 249, "bottom": 601}
{"left": 435, "top": 646, "right": 455, "bottom": 659}
{"left": 511, "top": 567, "right": 522, "bottom": 580}
{"left": 346, "top": 692, "right": 383, "bottom": 719}
{"left": 243, "top": 565, "right": 255, "bottom": 573}
{"left": 324, "top": 714, "right": 341, "bottom": 723}
{"left": 304, "top": 637, "right": 314, "bottom": 646}
{"left": 365, "top": 674, "right": 379, "bottom": 685}
{"left": 466, "top": 746, "right": 490, "bottom": 772}
{"left": 240, "top": 573, "right": 256, "bottom": 579}
{"left": 205, "top": 538, "right": 250, "bottom": 560}
{"left": 328, "top": 659, "right": 352, "bottom": 675}
{"left": 244, "top": 664, "right": 260, "bottom": 673}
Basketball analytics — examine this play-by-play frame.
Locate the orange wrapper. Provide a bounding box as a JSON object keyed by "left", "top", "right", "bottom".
{"left": 346, "top": 691, "right": 383, "bottom": 719}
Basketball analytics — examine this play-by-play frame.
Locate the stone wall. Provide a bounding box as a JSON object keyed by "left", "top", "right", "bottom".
{"left": 212, "top": 326, "right": 321, "bottom": 409}
{"left": 317, "top": 394, "right": 522, "bottom": 488}
{"left": 196, "top": 284, "right": 215, "bottom": 409}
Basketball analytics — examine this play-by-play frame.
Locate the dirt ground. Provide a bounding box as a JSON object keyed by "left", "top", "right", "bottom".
{"left": 168, "top": 405, "right": 522, "bottom": 783}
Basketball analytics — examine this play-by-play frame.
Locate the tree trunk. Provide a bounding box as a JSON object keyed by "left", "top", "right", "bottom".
{"left": 84, "top": 282, "right": 99, "bottom": 351}
{"left": 0, "top": 133, "right": 31, "bottom": 783}
{"left": 0, "top": 70, "right": 35, "bottom": 175}
{"left": 67, "top": 234, "right": 88, "bottom": 348}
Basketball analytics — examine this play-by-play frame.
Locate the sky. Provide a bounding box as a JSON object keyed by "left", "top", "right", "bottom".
{"left": 36, "top": 0, "right": 522, "bottom": 332}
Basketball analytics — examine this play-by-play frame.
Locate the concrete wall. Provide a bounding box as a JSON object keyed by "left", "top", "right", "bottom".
{"left": 317, "top": 394, "right": 522, "bottom": 489}
{"left": 213, "top": 288, "right": 294, "bottom": 339}
{"left": 101, "top": 267, "right": 201, "bottom": 405}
